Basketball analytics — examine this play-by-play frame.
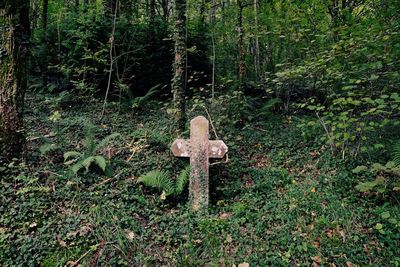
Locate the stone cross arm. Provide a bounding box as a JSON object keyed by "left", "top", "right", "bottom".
{"left": 171, "top": 139, "right": 228, "bottom": 159}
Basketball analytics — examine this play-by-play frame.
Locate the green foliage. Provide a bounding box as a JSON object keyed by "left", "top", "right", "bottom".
{"left": 137, "top": 166, "right": 190, "bottom": 199}
{"left": 175, "top": 165, "right": 191, "bottom": 195}
{"left": 64, "top": 127, "right": 121, "bottom": 175}
{"left": 259, "top": 98, "right": 282, "bottom": 115}
{"left": 393, "top": 142, "right": 400, "bottom": 166}
{"left": 130, "top": 84, "right": 164, "bottom": 109}
{"left": 353, "top": 161, "right": 400, "bottom": 194}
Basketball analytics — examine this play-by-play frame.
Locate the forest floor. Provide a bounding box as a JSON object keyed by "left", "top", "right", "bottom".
{"left": 0, "top": 93, "right": 399, "bottom": 266}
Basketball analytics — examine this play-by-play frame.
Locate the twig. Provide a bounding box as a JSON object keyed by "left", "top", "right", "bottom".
{"left": 202, "top": 106, "right": 229, "bottom": 166}
{"left": 69, "top": 247, "right": 93, "bottom": 267}
{"left": 101, "top": 0, "right": 119, "bottom": 120}
{"left": 89, "top": 171, "right": 123, "bottom": 190}
{"left": 28, "top": 133, "right": 56, "bottom": 141}
{"left": 315, "top": 111, "right": 335, "bottom": 154}
{"left": 203, "top": 106, "right": 219, "bottom": 139}
{"left": 210, "top": 153, "right": 229, "bottom": 166}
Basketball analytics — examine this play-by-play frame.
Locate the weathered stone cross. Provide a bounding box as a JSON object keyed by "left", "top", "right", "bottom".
{"left": 171, "top": 116, "right": 228, "bottom": 211}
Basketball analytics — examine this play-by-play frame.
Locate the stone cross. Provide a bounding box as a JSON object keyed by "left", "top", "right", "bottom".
{"left": 171, "top": 116, "right": 228, "bottom": 211}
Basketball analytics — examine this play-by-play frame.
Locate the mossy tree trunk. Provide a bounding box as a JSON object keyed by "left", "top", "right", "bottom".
{"left": 172, "top": 0, "right": 187, "bottom": 134}
{"left": 40, "top": 0, "right": 48, "bottom": 89}
{"left": 237, "top": 0, "right": 245, "bottom": 92}
{"left": 0, "top": 0, "right": 31, "bottom": 161}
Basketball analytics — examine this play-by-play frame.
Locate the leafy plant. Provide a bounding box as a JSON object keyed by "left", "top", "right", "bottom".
{"left": 353, "top": 161, "right": 400, "bottom": 194}
{"left": 130, "top": 84, "right": 165, "bottom": 109}
{"left": 64, "top": 127, "right": 121, "bottom": 175}
{"left": 393, "top": 141, "right": 400, "bottom": 166}
{"left": 137, "top": 165, "right": 190, "bottom": 199}
{"left": 259, "top": 98, "right": 282, "bottom": 115}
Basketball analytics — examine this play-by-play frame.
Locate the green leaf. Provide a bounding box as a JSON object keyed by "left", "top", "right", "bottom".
{"left": 94, "top": 133, "right": 121, "bottom": 153}
{"left": 39, "top": 143, "right": 58, "bottom": 156}
{"left": 355, "top": 181, "right": 377, "bottom": 192}
{"left": 64, "top": 151, "right": 83, "bottom": 161}
{"left": 137, "top": 170, "right": 175, "bottom": 196}
{"left": 175, "top": 165, "right": 190, "bottom": 195}
{"left": 93, "top": 156, "right": 107, "bottom": 172}
{"left": 381, "top": 212, "right": 391, "bottom": 219}
{"left": 71, "top": 161, "right": 85, "bottom": 175}
{"left": 352, "top": 166, "right": 368, "bottom": 173}
{"left": 375, "top": 223, "right": 383, "bottom": 230}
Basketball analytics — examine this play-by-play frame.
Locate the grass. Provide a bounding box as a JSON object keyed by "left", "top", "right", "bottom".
{"left": 0, "top": 93, "right": 399, "bottom": 266}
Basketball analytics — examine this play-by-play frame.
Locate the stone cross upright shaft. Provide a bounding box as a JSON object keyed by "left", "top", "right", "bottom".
{"left": 171, "top": 116, "right": 228, "bottom": 211}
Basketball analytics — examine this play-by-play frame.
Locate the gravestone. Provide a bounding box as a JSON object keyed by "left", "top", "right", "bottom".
{"left": 171, "top": 116, "right": 228, "bottom": 211}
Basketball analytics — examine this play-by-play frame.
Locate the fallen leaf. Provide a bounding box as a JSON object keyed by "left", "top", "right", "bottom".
{"left": 29, "top": 222, "right": 37, "bottom": 228}
{"left": 57, "top": 235, "right": 67, "bottom": 248}
{"left": 226, "top": 234, "right": 233, "bottom": 243}
{"left": 238, "top": 263, "right": 249, "bottom": 267}
{"left": 219, "top": 213, "right": 231, "bottom": 220}
{"left": 311, "top": 256, "right": 322, "bottom": 263}
{"left": 125, "top": 230, "right": 135, "bottom": 241}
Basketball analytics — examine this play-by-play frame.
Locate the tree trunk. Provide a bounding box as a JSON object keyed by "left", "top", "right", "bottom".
{"left": 0, "top": 0, "right": 31, "bottom": 162}
{"left": 148, "top": 0, "right": 156, "bottom": 34}
{"left": 253, "top": 0, "right": 260, "bottom": 80}
{"left": 41, "top": 0, "right": 48, "bottom": 88}
{"left": 161, "top": 0, "right": 169, "bottom": 22}
{"left": 107, "top": 0, "right": 117, "bottom": 15}
{"left": 199, "top": 0, "right": 207, "bottom": 26}
{"left": 172, "top": 0, "right": 187, "bottom": 133}
{"left": 237, "top": 0, "right": 245, "bottom": 91}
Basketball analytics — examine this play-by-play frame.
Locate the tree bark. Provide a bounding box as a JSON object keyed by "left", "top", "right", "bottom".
{"left": 172, "top": 0, "right": 187, "bottom": 133}
{"left": 41, "top": 0, "right": 48, "bottom": 88}
{"left": 237, "top": 0, "right": 245, "bottom": 91}
{"left": 253, "top": 0, "right": 260, "bottom": 80}
{"left": 161, "top": 0, "right": 169, "bottom": 22}
{"left": 148, "top": 0, "right": 156, "bottom": 37}
{"left": 0, "top": 0, "right": 31, "bottom": 161}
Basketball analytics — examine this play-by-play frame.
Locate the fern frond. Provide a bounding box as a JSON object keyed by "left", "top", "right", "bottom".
{"left": 83, "top": 124, "right": 97, "bottom": 155}
{"left": 71, "top": 160, "right": 85, "bottom": 175}
{"left": 137, "top": 170, "right": 175, "bottom": 196}
{"left": 64, "top": 151, "right": 83, "bottom": 161}
{"left": 393, "top": 142, "right": 400, "bottom": 166}
{"left": 82, "top": 156, "right": 96, "bottom": 172}
{"left": 40, "top": 143, "right": 58, "bottom": 156}
{"left": 94, "top": 133, "right": 121, "bottom": 153}
{"left": 131, "top": 84, "right": 165, "bottom": 108}
{"left": 175, "top": 165, "right": 190, "bottom": 195}
{"left": 93, "top": 156, "right": 107, "bottom": 172}
{"left": 260, "top": 98, "right": 282, "bottom": 114}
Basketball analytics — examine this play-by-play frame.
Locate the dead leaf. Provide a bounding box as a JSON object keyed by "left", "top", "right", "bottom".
{"left": 194, "top": 239, "right": 202, "bottom": 244}
{"left": 79, "top": 225, "right": 92, "bottom": 237}
{"left": 226, "top": 234, "right": 233, "bottom": 243}
{"left": 219, "top": 212, "right": 231, "bottom": 220}
{"left": 346, "top": 262, "right": 354, "bottom": 267}
{"left": 29, "top": 222, "right": 37, "bottom": 228}
{"left": 57, "top": 235, "right": 67, "bottom": 248}
{"left": 125, "top": 230, "right": 135, "bottom": 241}
{"left": 238, "top": 263, "right": 249, "bottom": 267}
{"left": 311, "top": 256, "right": 322, "bottom": 263}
